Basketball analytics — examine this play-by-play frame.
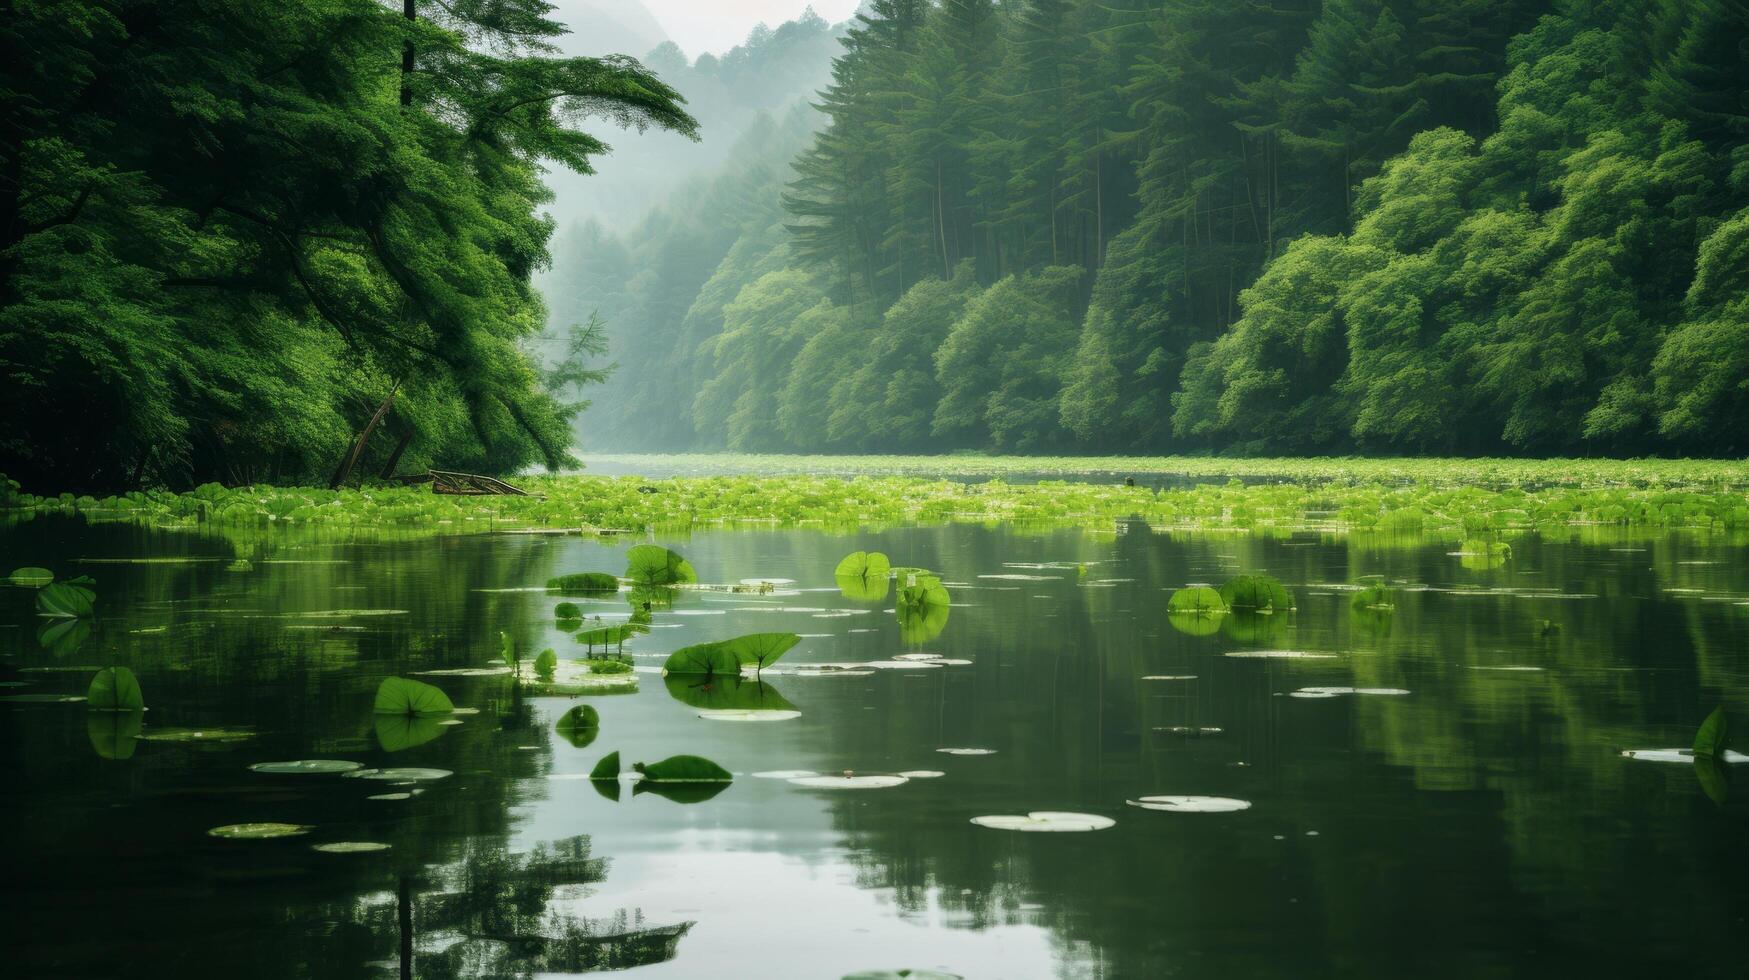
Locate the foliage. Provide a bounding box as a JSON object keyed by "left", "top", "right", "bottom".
{"left": 373, "top": 677, "right": 455, "bottom": 717}
{"left": 542, "top": 0, "right": 1748, "bottom": 459}
{"left": 86, "top": 667, "right": 144, "bottom": 711}
{"left": 624, "top": 545, "right": 697, "bottom": 586}
{"left": 555, "top": 705, "right": 600, "bottom": 748}
{"left": 1166, "top": 587, "right": 1226, "bottom": 614}
{"left": 547, "top": 572, "right": 619, "bottom": 595}
{"left": 0, "top": 0, "right": 695, "bottom": 491}
{"left": 36, "top": 576, "right": 97, "bottom": 618}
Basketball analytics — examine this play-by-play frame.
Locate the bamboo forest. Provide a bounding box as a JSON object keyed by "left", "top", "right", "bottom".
{"left": 1, "top": 2, "right": 1745, "bottom": 979}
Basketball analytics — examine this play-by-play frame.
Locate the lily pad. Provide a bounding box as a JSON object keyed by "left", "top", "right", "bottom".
{"left": 719, "top": 632, "right": 800, "bottom": 672}
{"left": 555, "top": 705, "right": 601, "bottom": 748}
{"left": 970, "top": 811, "right": 1114, "bottom": 833}
{"left": 1167, "top": 586, "right": 1226, "bottom": 614}
{"left": 590, "top": 751, "right": 621, "bottom": 781}
{"left": 88, "top": 710, "right": 143, "bottom": 759}
{"left": 547, "top": 572, "right": 620, "bottom": 595}
{"left": 208, "top": 823, "right": 312, "bottom": 840}
{"left": 936, "top": 748, "right": 996, "bottom": 756}
{"left": 134, "top": 726, "right": 256, "bottom": 743}
{"left": 343, "top": 767, "right": 453, "bottom": 782}
{"left": 1218, "top": 575, "right": 1292, "bottom": 613}
{"left": 249, "top": 760, "right": 363, "bottom": 775}
{"left": 9, "top": 567, "right": 53, "bottom": 588}
{"left": 312, "top": 841, "right": 392, "bottom": 853}
{"left": 86, "top": 666, "right": 144, "bottom": 711}
{"left": 753, "top": 770, "right": 820, "bottom": 779}
{"left": 0, "top": 694, "right": 87, "bottom": 704}
{"left": 375, "top": 713, "right": 448, "bottom": 753}
{"left": 1127, "top": 795, "right": 1252, "bottom": 813}
{"left": 1223, "top": 650, "right": 1337, "bottom": 659}
{"left": 372, "top": 676, "right": 454, "bottom": 717}
{"left": 697, "top": 709, "right": 802, "bottom": 722}
{"left": 788, "top": 774, "right": 909, "bottom": 789}
{"left": 897, "top": 770, "right": 945, "bottom": 778}
{"left": 625, "top": 545, "right": 697, "bottom": 586}
{"left": 633, "top": 754, "right": 732, "bottom": 783}
{"left": 841, "top": 971, "right": 963, "bottom": 980}
{"left": 660, "top": 641, "right": 741, "bottom": 678}
{"left": 36, "top": 576, "right": 97, "bottom": 618}
{"left": 1621, "top": 748, "right": 1749, "bottom": 763}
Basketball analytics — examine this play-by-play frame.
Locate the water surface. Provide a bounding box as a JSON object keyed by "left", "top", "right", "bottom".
{"left": 3, "top": 515, "right": 1745, "bottom": 978}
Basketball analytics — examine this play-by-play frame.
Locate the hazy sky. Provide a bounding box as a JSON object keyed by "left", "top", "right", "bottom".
{"left": 646, "top": 1, "right": 862, "bottom": 57}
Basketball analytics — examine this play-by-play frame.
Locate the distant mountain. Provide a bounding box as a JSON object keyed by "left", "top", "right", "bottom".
{"left": 545, "top": 0, "right": 669, "bottom": 58}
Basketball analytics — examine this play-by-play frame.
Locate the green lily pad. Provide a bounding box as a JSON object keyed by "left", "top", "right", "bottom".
{"left": 372, "top": 677, "right": 454, "bottom": 716}
{"left": 249, "top": 760, "right": 364, "bottom": 775}
{"left": 88, "top": 710, "right": 143, "bottom": 760}
{"left": 208, "top": 822, "right": 312, "bottom": 840}
{"left": 9, "top": 567, "right": 53, "bottom": 588}
{"left": 590, "top": 751, "right": 621, "bottom": 781}
{"left": 555, "top": 705, "right": 601, "bottom": 748}
{"left": 87, "top": 667, "right": 144, "bottom": 711}
{"left": 343, "top": 767, "right": 453, "bottom": 782}
{"left": 970, "top": 811, "right": 1114, "bottom": 832}
{"left": 1167, "top": 586, "right": 1226, "bottom": 614}
{"left": 1218, "top": 575, "right": 1292, "bottom": 613}
{"left": 36, "top": 576, "right": 97, "bottom": 618}
{"left": 624, "top": 545, "right": 697, "bottom": 586}
{"left": 633, "top": 754, "right": 732, "bottom": 782}
{"left": 134, "top": 726, "right": 256, "bottom": 743}
{"left": 312, "top": 841, "right": 392, "bottom": 853}
{"left": 1127, "top": 795, "right": 1252, "bottom": 813}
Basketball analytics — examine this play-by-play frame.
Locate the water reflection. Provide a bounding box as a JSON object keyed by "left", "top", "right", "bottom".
{"left": 2, "top": 513, "right": 1746, "bottom": 977}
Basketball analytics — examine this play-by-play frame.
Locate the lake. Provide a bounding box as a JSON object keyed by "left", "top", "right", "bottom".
{"left": 3, "top": 509, "right": 1745, "bottom": 978}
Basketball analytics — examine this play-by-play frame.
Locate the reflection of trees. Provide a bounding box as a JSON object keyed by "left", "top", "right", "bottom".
{"left": 324, "top": 835, "right": 691, "bottom": 978}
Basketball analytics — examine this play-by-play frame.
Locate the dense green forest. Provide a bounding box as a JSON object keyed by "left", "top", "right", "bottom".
{"left": 564, "top": 0, "right": 1749, "bottom": 456}
{"left": 0, "top": 0, "right": 692, "bottom": 491}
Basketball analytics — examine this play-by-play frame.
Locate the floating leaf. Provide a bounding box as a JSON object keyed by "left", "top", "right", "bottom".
{"left": 897, "top": 575, "right": 951, "bottom": 643}
{"left": 634, "top": 780, "right": 729, "bottom": 804}
{"left": 590, "top": 751, "right": 621, "bottom": 781}
{"left": 1167, "top": 609, "right": 1223, "bottom": 637}
{"left": 9, "top": 567, "right": 53, "bottom": 588}
{"left": 633, "top": 754, "right": 732, "bottom": 783}
{"left": 1218, "top": 575, "right": 1292, "bottom": 613}
{"left": 208, "top": 823, "right": 312, "bottom": 840}
{"left": 719, "top": 632, "right": 799, "bottom": 672}
{"left": 835, "top": 551, "right": 892, "bottom": 579}
{"left": 1126, "top": 796, "right": 1252, "bottom": 813}
{"left": 841, "top": 971, "right": 963, "bottom": 980}
{"left": 86, "top": 667, "right": 144, "bottom": 711}
{"left": 133, "top": 726, "right": 255, "bottom": 743}
{"left": 663, "top": 674, "right": 796, "bottom": 713}
{"left": 697, "top": 709, "right": 801, "bottom": 722}
{"left": 87, "top": 710, "right": 142, "bottom": 760}
{"left": 343, "top": 767, "right": 452, "bottom": 782}
{"left": 1167, "top": 586, "right": 1226, "bottom": 614}
{"left": 250, "top": 760, "right": 364, "bottom": 775}
{"left": 753, "top": 770, "right": 820, "bottom": 779}
{"left": 1620, "top": 748, "right": 1749, "bottom": 763}
{"left": 660, "top": 641, "right": 741, "bottom": 677}
{"left": 970, "top": 811, "right": 1114, "bottom": 832}
{"left": 936, "top": 747, "right": 996, "bottom": 756}
{"left": 37, "top": 618, "right": 92, "bottom": 657}
{"left": 789, "top": 774, "right": 908, "bottom": 789}
{"left": 312, "top": 841, "right": 391, "bottom": 853}
{"left": 0, "top": 693, "right": 85, "bottom": 703}
{"left": 555, "top": 705, "right": 601, "bottom": 748}
{"left": 36, "top": 576, "right": 97, "bottom": 618}
{"left": 547, "top": 572, "right": 620, "bottom": 595}
{"left": 1695, "top": 706, "right": 1729, "bottom": 759}
{"left": 375, "top": 714, "right": 448, "bottom": 752}
{"left": 625, "top": 545, "right": 697, "bottom": 586}
{"left": 372, "top": 677, "right": 454, "bottom": 716}
{"left": 1694, "top": 755, "right": 1729, "bottom": 805}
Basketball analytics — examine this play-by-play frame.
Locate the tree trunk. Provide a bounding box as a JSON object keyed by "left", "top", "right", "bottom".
{"left": 330, "top": 384, "right": 398, "bottom": 490}
{"left": 379, "top": 428, "right": 415, "bottom": 478}
{"left": 400, "top": 0, "right": 415, "bottom": 108}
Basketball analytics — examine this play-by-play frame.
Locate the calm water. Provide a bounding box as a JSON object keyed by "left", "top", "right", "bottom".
{"left": 3, "top": 515, "right": 1746, "bottom": 979}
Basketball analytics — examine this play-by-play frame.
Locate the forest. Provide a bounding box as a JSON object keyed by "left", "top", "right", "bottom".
{"left": 4, "top": 0, "right": 1748, "bottom": 495}
{"left": 564, "top": 0, "right": 1749, "bottom": 458}
{"left": 0, "top": 0, "right": 694, "bottom": 491}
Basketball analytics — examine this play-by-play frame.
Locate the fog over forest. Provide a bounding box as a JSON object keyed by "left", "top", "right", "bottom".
{"left": 540, "top": 0, "right": 1749, "bottom": 460}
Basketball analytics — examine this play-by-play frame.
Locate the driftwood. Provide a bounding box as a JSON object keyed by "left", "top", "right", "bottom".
{"left": 425, "top": 469, "right": 531, "bottom": 496}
